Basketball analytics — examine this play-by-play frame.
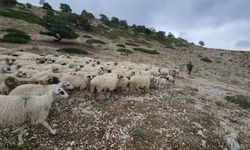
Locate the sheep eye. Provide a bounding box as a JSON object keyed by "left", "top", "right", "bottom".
{"left": 59, "top": 91, "right": 65, "bottom": 95}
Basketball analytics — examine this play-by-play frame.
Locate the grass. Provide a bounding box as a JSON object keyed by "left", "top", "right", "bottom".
{"left": 0, "top": 7, "right": 42, "bottom": 24}
{"left": 57, "top": 48, "right": 88, "bottom": 55}
{"left": 225, "top": 95, "right": 250, "bottom": 109}
{"left": 82, "top": 35, "right": 92, "bottom": 38}
{"left": 125, "top": 42, "right": 139, "bottom": 47}
{"left": 133, "top": 48, "right": 159, "bottom": 54}
{"left": 86, "top": 39, "right": 106, "bottom": 44}
{"left": 117, "top": 48, "right": 133, "bottom": 55}
{"left": 0, "top": 28, "right": 31, "bottom": 44}
{"left": 200, "top": 57, "right": 212, "bottom": 63}
{"left": 116, "top": 44, "right": 126, "bottom": 48}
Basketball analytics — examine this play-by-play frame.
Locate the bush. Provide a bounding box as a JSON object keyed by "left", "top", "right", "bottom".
{"left": 116, "top": 44, "right": 126, "bottom": 48}
{"left": 225, "top": 95, "right": 250, "bottom": 109}
{"left": 200, "top": 57, "right": 212, "bottom": 63}
{"left": 125, "top": 42, "right": 139, "bottom": 47}
{"left": 0, "top": 8, "right": 42, "bottom": 24}
{"left": 133, "top": 48, "right": 159, "bottom": 54}
{"left": 86, "top": 39, "right": 106, "bottom": 44}
{"left": 132, "top": 128, "right": 147, "bottom": 139}
{"left": 117, "top": 48, "right": 133, "bottom": 55}
{"left": 0, "top": 29, "right": 31, "bottom": 44}
{"left": 0, "top": 0, "right": 17, "bottom": 6}
{"left": 82, "top": 35, "right": 92, "bottom": 38}
{"left": 57, "top": 48, "right": 88, "bottom": 55}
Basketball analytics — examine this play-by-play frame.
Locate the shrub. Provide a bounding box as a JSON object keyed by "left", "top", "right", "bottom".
{"left": 0, "top": 8, "right": 42, "bottom": 24}
{"left": 86, "top": 39, "right": 106, "bottom": 44}
{"left": 200, "top": 57, "right": 212, "bottom": 63}
{"left": 116, "top": 44, "right": 126, "bottom": 48}
{"left": 82, "top": 35, "right": 92, "bottom": 38}
{"left": 225, "top": 95, "right": 250, "bottom": 109}
{"left": 133, "top": 48, "right": 159, "bottom": 54}
{"left": 165, "top": 45, "right": 175, "bottom": 49}
{"left": 0, "top": 29, "right": 31, "bottom": 44}
{"left": 0, "top": 0, "right": 17, "bottom": 6}
{"left": 132, "top": 128, "right": 147, "bottom": 139}
{"left": 117, "top": 48, "right": 133, "bottom": 55}
{"left": 57, "top": 48, "right": 88, "bottom": 55}
{"left": 125, "top": 42, "right": 139, "bottom": 47}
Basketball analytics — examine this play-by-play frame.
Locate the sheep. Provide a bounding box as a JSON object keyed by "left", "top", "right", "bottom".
{"left": 116, "top": 76, "right": 130, "bottom": 93}
{"left": 0, "top": 88, "right": 69, "bottom": 146}
{"left": 60, "top": 74, "right": 89, "bottom": 90}
{"left": 166, "top": 75, "right": 175, "bottom": 84}
{"left": 90, "top": 73, "right": 124, "bottom": 99}
{"left": 169, "top": 68, "right": 180, "bottom": 78}
{"left": 0, "top": 76, "right": 60, "bottom": 95}
{"left": 159, "top": 67, "right": 169, "bottom": 76}
{"left": 129, "top": 75, "right": 151, "bottom": 93}
{"left": 9, "top": 81, "right": 74, "bottom": 96}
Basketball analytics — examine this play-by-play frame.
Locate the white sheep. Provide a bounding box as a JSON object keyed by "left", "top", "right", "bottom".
{"left": 0, "top": 88, "right": 69, "bottom": 146}
{"left": 60, "top": 74, "right": 89, "bottom": 90}
{"left": 9, "top": 81, "right": 74, "bottom": 96}
{"left": 129, "top": 75, "right": 151, "bottom": 92}
{"left": 90, "top": 73, "right": 123, "bottom": 99}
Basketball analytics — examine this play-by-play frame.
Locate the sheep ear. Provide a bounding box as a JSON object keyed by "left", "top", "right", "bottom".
{"left": 87, "top": 75, "right": 91, "bottom": 79}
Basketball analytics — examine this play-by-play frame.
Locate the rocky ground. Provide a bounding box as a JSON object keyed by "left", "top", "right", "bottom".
{"left": 0, "top": 65, "right": 249, "bottom": 149}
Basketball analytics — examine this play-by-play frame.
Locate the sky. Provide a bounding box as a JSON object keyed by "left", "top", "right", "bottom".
{"left": 17, "top": 0, "right": 250, "bottom": 51}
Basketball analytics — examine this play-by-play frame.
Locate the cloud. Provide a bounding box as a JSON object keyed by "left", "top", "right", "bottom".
{"left": 235, "top": 40, "right": 250, "bottom": 48}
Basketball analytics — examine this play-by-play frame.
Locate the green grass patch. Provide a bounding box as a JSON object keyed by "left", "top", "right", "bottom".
{"left": 116, "top": 44, "right": 126, "bottom": 48}
{"left": 225, "top": 95, "right": 250, "bottom": 109}
{"left": 86, "top": 39, "right": 106, "bottom": 44}
{"left": 125, "top": 42, "right": 139, "bottom": 47}
{"left": 0, "top": 7, "right": 42, "bottom": 24}
{"left": 0, "top": 28, "right": 31, "bottom": 44}
{"left": 57, "top": 48, "right": 88, "bottom": 55}
{"left": 131, "top": 127, "right": 147, "bottom": 139}
{"left": 133, "top": 48, "right": 159, "bottom": 54}
{"left": 200, "top": 57, "right": 212, "bottom": 63}
{"left": 82, "top": 35, "right": 92, "bottom": 38}
{"left": 117, "top": 48, "right": 133, "bottom": 55}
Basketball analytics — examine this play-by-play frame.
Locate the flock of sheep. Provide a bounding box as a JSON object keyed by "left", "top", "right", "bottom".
{"left": 0, "top": 51, "right": 179, "bottom": 146}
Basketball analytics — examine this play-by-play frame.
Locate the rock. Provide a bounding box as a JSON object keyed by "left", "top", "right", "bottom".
{"left": 66, "top": 147, "right": 72, "bottom": 150}
{"left": 201, "top": 140, "right": 206, "bottom": 147}
{"left": 192, "top": 122, "right": 203, "bottom": 129}
{"left": 227, "top": 136, "right": 240, "bottom": 150}
{"left": 70, "top": 141, "right": 75, "bottom": 146}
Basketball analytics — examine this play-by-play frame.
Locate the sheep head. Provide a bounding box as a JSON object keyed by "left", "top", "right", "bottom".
{"left": 53, "top": 88, "right": 69, "bottom": 99}
{"left": 5, "top": 76, "right": 18, "bottom": 89}
{"left": 48, "top": 76, "right": 60, "bottom": 84}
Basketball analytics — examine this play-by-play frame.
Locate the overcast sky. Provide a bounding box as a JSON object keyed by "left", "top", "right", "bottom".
{"left": 18, "top": 0, "right": 250, "bottom": 51}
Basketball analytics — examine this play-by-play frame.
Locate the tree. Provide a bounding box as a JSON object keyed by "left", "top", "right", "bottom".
{"left": 167, "top": 32, "right": 174, "bottom": 38}
{"left": 0, "top": 0, "right": 17, "bottom": 6}
{"left": 111, "top": 17, "right": 120, "bottom": 25}
{"left": 67, "top": 13, "right": 91, "bottom": 31}
{"left": 60, "top": 3, "right": 72, "bottom": 13}
{"left": 81, "top": 10, "right": 95, "bottom": 20}
{"left": 39, "top": 0, "right": 45, "bottom": 5}
{"left": 199, "top": 41, "right": 205, "bottom": 47}
{"left": 100, "top": 14, "right": 109, "bottom": 21}
{"left": 41, "top": 13, "right": 79, "bottom": 41}
{"left": 120, "top": 20, "right": 128, "bottom": 28}
{"left": 156, "top": 31, "right": 166, "bottom": 39}
{"left": 42, "top": 2, "right": 53, "bottom": 11}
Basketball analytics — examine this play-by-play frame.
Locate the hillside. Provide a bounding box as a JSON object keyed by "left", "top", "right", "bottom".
{"left": 0, "top": 2, "right": 250, "bottom": 150}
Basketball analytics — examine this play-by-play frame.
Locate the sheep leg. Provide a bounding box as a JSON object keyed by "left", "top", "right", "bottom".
{"left": 41, "top": 121, "right": 56, "bottom": 135}
{"left": 17, "top": 124, "right": 27, "bottom": 146}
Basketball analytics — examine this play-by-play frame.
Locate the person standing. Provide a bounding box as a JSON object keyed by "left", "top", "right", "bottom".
{"left": 187, "top": 61, "right": 193, "bottom": 75}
